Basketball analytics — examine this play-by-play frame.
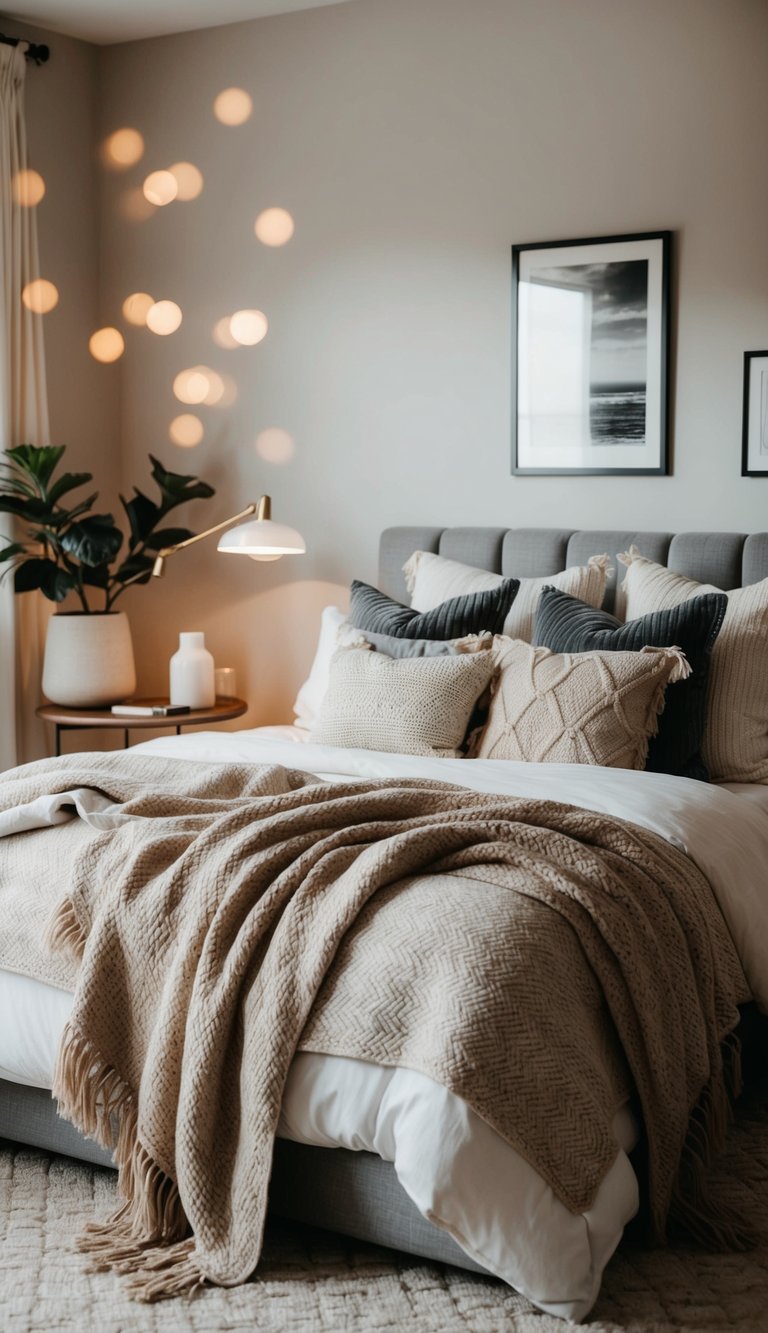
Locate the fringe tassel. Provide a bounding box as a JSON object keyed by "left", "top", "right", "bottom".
{"left": 81, "top": 1229, "right": 204, "bottom": 1302}
{"left": 45, "top": 895, "right": 87, "bottom": 962}
{"left": 668, "top": 1031, "right": 757, "bottom": 1251}
{"left": 54, "top": 1022, "right": 198, "bottom": 1301}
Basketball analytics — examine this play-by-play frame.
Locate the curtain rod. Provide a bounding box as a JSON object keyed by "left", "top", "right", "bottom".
{"left": 0, "top": 33, "right": 49, "bottom": 65}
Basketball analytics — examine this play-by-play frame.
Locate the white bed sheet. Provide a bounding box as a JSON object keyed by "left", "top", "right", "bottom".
{"left": 3, "top": 729, "right": 766, "bottom": 1321}
{"left": 0, "top": 964, "right": 637, "bottom": 1322}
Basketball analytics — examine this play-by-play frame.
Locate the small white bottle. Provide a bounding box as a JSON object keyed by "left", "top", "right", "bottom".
{"left": 169, "top": 631, "right": 215, "bottom": 709}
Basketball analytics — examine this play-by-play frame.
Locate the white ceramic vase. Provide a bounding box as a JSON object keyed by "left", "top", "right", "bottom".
{"left": 42, "top": 611, "right": 137, "bottom": 708}
{"left": 169, "top": 631, "right": 215, "bottom": 709}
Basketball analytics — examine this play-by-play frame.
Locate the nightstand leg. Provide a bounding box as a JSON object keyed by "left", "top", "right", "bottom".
{"left": 55, "top": 725, "right": 61, "bottom": 758}
{"left": 123, "top": 729, "right": 129, "bottom": 749}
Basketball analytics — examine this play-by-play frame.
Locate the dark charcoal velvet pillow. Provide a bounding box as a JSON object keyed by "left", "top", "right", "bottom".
{"left": 349, "top": 578, "right": 519, "bottom": 640}
{"left": 533, "top": 586, "right": 728, "bottom": 780}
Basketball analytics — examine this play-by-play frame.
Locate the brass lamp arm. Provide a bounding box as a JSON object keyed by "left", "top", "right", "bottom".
{"left": 152, "top": 501, "right": 265, "bottom": 577}
{"left": 158, "top": 503, "right": 258, "bottom": 558}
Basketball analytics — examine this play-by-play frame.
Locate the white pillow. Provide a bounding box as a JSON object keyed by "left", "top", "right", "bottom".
{"left": 617, "top": 551, "right": 768, "bottom": 783}
{"left": 293, "top": 607, "right": 361, "bottom": 731}
{"left": 403, "top": 551, "right": 609, "bottom": 641}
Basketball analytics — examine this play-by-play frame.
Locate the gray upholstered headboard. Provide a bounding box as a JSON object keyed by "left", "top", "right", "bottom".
{"left": 379, "top": 528, "right": 768, "bottom": 611}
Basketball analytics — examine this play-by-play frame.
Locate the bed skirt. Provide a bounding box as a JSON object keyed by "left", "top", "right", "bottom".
{"left": 0, "top": 1077, "right": 489, "bottom": 1277}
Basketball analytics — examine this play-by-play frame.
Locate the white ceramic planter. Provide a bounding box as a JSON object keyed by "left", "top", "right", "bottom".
{"left": 42, "top": 611, "right": 137, "bottom": 708}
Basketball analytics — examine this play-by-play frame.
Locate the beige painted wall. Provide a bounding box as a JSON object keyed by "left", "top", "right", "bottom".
{"left": 15, "top": 0, "right": 768, "bottom": 729}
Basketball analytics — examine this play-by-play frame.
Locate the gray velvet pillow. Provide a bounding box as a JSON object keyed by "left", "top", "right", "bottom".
{"left": 349, "top": 579, "right": 519, "bottom": 640}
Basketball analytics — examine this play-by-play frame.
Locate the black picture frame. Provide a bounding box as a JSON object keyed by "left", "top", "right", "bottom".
{"left": 512, "top": 230, "right": 671, "bottom": 476}
{"left": 741, "top": 351, "right": 768, "bottom": 477}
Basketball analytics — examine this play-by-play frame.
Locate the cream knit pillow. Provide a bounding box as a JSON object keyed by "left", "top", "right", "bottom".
{"left": 618, "top": 552, "right": 768, "bottom": 783}
{"left": 403, "top": 550, "right": 609, "bottom": 641}
{"left": 310, "top": 646, "right": 497, "bottom": 757}
{"left": 473, "top": 637, "right": 689, "bottom": 769}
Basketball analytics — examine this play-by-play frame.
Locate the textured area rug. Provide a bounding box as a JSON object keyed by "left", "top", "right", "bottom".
{"left": 0, "top": 1080, "right": 766, "bottom": 1332}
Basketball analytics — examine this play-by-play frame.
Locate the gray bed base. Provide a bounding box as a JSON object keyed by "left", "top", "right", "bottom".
{"left": 3, "top": 524, "right": 767, "bottom": 1277}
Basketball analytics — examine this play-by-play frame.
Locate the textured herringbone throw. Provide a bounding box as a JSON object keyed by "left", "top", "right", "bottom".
{"left": 0, "top": 753, "right": 751, "bottom": 1302}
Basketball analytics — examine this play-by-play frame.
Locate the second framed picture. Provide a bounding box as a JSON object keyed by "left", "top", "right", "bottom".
{"left": 741, "top": 351, "right": 768, "bottom": 476}
{"left": 512, "top": 230, "right": 671, "bottom": 475}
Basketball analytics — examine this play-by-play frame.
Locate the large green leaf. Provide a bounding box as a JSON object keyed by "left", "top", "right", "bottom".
{"left": 0, "top": 493, "right": 51, "bottom": 521}
{"left": 80, "top": 563, "right": 111, "bottom": 589}
{"left": 14, "top": 557, "right": 76, "bottom": 601}
{"left": 112, "top": 552, "right": 155, "bottom": 586}
{"left": 143, "top": 526, "right": 195, "bottom": 552}
{"left": 0, "top": 541, "right": 26, "bottom": 563}
{"left": 5, "top": 445, "right": 66, "bottom": 491}
{"left": 121, "top": 489, "right": 160, "bottom": 544}
{"left": 60, "top": 514, "right": 123, "bottom": 567}
{"left": 47, "top": 471, "right": 93, "bottom": 506}
{"left": 149, "top": 455, "right": 215, "bottom": 509}
{"left": 50, "top": 492, "right": 99, "bottom": 527}
{"left": 0, "top": 469, "right": 38, "bottom": 500}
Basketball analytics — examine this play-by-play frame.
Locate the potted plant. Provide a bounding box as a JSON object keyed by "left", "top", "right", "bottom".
{"left": 0, "top": 446, "right": 215, "bottom": 707}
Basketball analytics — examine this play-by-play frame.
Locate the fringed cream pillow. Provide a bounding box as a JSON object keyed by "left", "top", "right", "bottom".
{"left": 617, "top": 550, "right": 768, "bottom": 783}
{"left": 403, "top": 550, "right": 609, "bottom": 642}
{"left": 310, "top": 646, "right": 497, "bottom": 757}
{"left": 472, "top": 637, "right": 689, "bottom": 769}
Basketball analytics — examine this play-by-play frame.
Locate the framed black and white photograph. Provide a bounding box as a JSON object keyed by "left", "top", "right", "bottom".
{"left": 512, "top": 231, "right": 671, "bottom": 475}
{"left": 741, "top": 351, "right": 768, "bottom": 477}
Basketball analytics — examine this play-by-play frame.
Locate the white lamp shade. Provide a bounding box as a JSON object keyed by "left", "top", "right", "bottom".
{"left": 217, "top": 517, "right": 306, "bottom": 561}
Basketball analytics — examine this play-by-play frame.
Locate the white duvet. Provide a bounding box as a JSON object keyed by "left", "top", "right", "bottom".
{"left": 2, "top": 727, "right": 767, "bottom": 1323}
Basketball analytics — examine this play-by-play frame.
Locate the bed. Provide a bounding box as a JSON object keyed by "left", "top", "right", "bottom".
{"left": 1, "top": 524, "right": 767, "bottom": 1322}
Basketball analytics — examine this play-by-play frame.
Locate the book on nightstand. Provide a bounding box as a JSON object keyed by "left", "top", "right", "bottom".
{"left": 110, "top": 704, "right": 191, "bottom": 717}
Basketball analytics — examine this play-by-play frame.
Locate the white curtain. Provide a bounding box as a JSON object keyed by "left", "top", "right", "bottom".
{"left": 0, "top": 44, "right": 50, "bottom": 771}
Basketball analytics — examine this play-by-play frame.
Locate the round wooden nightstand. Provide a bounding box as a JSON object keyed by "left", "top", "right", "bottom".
{"left": 37, "top": 697, "right": 248, "bottom": 757}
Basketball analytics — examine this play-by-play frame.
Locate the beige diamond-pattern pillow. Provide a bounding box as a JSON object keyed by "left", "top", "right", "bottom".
{"left": 310, "top": 646, "right": 497, "bottom": 757}
{"left": 617, "top": 551, "right": 768, "bottom": 783}
{"left": 473, "top": 638, "right": 689, "bottom": 769}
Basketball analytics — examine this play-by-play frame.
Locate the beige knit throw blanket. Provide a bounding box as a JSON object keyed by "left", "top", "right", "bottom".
{"left": 0, "top": 752, "right": 751, "bottom": 1302}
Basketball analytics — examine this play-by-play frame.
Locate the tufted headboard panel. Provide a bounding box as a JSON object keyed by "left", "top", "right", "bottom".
{"left": 379, "top": 527, "right": 768, "bottom": 611}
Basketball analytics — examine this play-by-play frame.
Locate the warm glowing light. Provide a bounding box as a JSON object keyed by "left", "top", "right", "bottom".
{"left": 21, "top": 279, "right": 59, "bottom": 314}
{"left": 12, "top": 169, "right": 46, "bottom": 207}
{"left": 170, "top": 414, "right": 204, "bottom": 447}
{"left": 89, "top": 327, "right": 125, "bottom": 363}
{"left": 143, "top": 170, "right": 178, "bottom": 207}
{"left": 173, "top": 368, "right": 210, "bottom": 404}
{"left": 229, "top": 309, "right": 268, "bottom": 346}
{"left": 104, "top": 128, "right": 145, "bottom": 168}
{"left": 169, "top": 162, "right": 204, "bottom": 201}
{"left": 122, "top": 291, "right": 155, "bottom": 326}
{"left": 174, "top": 366, "right": 227, "bottom": 406}
{"left": 212, "top": 316, "right": 239, "bottom": 350}
{"left": 256, "top": 427, "right": 295, "bottom": 464}
{"left": 213, "top": 88, "right": 253, "bottom": 126}
{"left": 146, "top": 300, "right": 182, "bottom": 336}
{"left": 200, "top": 368, "right": 225, "bottom": 405}
{"left": 254, "top": 207, "right": 294, "bottom": 247}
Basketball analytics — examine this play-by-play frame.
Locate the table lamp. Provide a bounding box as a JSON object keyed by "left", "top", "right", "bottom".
{"left": 152, "top": 495, "right": 305, "bottom": 577}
